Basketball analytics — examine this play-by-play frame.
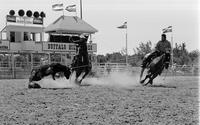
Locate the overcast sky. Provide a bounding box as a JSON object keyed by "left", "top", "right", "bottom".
{"left": 0, "top": 0, "right": 199, "bottom": 55}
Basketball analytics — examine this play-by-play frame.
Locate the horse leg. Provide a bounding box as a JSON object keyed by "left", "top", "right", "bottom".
{"left": 140, "top": 74, "right": 149, "bottom": 84}
{"left": 140, "top": 70, "right": 151, "bottom": 83}
{"left": 146, "top": 78, "right": 153, "bottom": 86}
{"left": 79, "top": 70, "right": 90, "bottom": 83}
{"left": 142, "top": 72, "right": 155, "bottom": 86}
{"left": 51, "top": 73, "right": 56, "bottom": 80}
{"left": 74, "top": 70, "right": 82, "bottom": 85}
{"left": 78, "top": 72, "right": 85, "bottom": 83}
{"left": 140, "top": 68, "right": 145, "bottom": 81}
{"left": 147, "top": 73, "right": 158, "bottom": 86}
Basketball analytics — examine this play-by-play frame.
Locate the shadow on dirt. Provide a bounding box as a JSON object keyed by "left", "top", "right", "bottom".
{"left": 25, "top": 88, "right": 73, "bottom": 90}
{"left": 29, "top": 84, "right": 92, "bottom": 90}
{"left": 80, "top": 84, "right": 91, "bottom": 86}
{"left": 40, "top": 88, "right": 73, "bottom": 90}
{"left": 149, "top": 84, "right": 177, "bottom": 88}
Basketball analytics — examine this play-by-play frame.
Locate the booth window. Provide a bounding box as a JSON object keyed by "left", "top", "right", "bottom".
{"left": 1, "top": 32, "right": 7, "bottom": 40}
{"left": 35, "top": 33, "right": 41, "bottom": 42}
{"left": 66, "top": 54, "right": 71, "bottom": 59}
{"left": 10, "top": 31, "right": 15, "bottom": 42}
{"left": 24, "top": 32, "right": 29, "bottom": 41}
{"left": 30, "top": 33, "right": 35, "bottom": 41}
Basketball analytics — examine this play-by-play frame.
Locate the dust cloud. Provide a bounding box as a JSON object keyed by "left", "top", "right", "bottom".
{"left": 36, "top": 71, "right": 141, "bottom": 89}
{"left": 83, "top": 71, "right": 141, "bottom": 88}
{"left": 37, "top": 72, "right": 78, "bottom": 88}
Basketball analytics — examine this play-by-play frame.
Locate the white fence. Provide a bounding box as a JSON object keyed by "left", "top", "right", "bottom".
{"left": 0, "top": 61, "right": 64, "bottom": 79}
{"left": 91, "top": 63, "right": 199, "bottom": 76}
{"left": 92, "top": 63, "right": 135, "bottom": 76}
{"left": 0, "top": 62, "right": 198, "bottom": 79}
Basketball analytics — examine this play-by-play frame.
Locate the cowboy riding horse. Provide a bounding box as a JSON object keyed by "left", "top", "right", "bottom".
{"left": 70, "top": 35, "right": 92, "bottom": 84}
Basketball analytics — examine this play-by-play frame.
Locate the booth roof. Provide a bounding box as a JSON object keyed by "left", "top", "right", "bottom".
{"left": 1, "top": 25, "right": 44, "bottom": 33}
{"left": 44, "top": 16, "right": 98, "bottom": 34}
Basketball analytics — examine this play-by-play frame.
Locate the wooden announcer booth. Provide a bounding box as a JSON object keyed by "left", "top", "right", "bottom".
{"left": 0, "top": 10, "right": 98, "bottom": 79}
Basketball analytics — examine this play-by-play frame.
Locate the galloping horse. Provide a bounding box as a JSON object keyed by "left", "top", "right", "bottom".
{"left": 140, "top": 52, "right": 168, "bottom": 86}
{"left": 70, "top": 35, "right": 92, "bottom": 84}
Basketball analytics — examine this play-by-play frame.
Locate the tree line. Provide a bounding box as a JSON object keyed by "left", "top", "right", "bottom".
{"left": 96, "top": 41, "right": 199, "bottom": 66}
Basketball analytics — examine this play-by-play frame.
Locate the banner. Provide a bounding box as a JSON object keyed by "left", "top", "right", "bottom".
{"left": 6, "top": 15, "right": 43, "bottom": 25}
{"left": 33, "top": 18, "right": 43, "bottom": 25}
{"left": 163, "top": 26, "right": 172, "bottom": 33}
{"left": 65, "top": 5, "right": 76, "bottom": 12}
{"left": 88, "top": 43, "right": 97, "bottom": 52}
{"left": 117, "top": 22, "right": 127, "bottom": 29}
{"left": 24, "top": 17, "right": 33, "bottom": 24}
{"left": 16, "top": 17, "right": 24, "bottom": 24}
{"left": 52, "top": 3, "right": 64, "bottom": 11}
{"left": 43, "top": 42, "right": 97, "bottom": 52}
{"left": 6, "top": 15, "right": 16, "bottom": 22}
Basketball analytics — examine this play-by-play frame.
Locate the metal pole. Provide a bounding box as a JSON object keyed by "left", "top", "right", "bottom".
{"left": 30, "top": 53, "right": 33, "bottom": 70}
{"left": 125, "top": 25, "right": 128, "bottom": 65}
{"left": 62, "top": 9, "right": 64, "bottom": 17}
{"left": 80, "top": 0, "right": 82, "bottom": 19}
{"left": 11, "top": 53, "right": 15, "bottom": 79}
{"left": 171, "top": 31, "right": 173, "bottom": 66}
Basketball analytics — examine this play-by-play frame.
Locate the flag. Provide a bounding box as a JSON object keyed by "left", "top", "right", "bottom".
{"left": 117, "top": 22, "right": 127, "bottom": 29}
{"left": 52, "top": 3, "right": 64, "bottom": 11}
{"left": 162, "top": 26, "right": 172, "bottom": 33}
{"left": 65, "top": 5, "right": 76, "bottom": 12}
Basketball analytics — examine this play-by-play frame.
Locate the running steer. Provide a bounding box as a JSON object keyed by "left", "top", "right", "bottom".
{"left": 28, "top": 63, "right": 71, "bottom": 88}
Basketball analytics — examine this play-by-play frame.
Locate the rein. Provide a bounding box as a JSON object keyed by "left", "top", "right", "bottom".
{"left": 70, "top": 64, "right": 91, "bottom": 70}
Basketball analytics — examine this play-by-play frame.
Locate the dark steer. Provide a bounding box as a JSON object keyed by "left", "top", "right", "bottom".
{"left": 28, "top": 64, "right": 52, "bottom": 88}
{"left": 28, "top": 63, "right": 71, "bottom": 89}
{"left": 49, "top": 63, "right": 71, "bottom": 80}
{"left": 29, "top": 64, "right": 52, "bottom": 82}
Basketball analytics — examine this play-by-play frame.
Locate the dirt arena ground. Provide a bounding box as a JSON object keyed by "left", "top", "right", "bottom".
{"left": 0, "top": 75, "right": 199, "bottom": 125}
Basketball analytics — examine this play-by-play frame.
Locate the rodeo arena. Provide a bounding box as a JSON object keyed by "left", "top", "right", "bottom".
{"left": 0, "top": 7, "right": 199, "bottom": 124}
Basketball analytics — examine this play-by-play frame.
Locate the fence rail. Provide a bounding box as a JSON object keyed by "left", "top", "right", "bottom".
{"left": 0, "top": 62, "right": 198, "bottom": 79}
{"left": 92, "top": 63, "right": 199, "bottom": 76}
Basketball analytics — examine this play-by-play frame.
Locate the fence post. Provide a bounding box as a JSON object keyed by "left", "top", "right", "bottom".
{"left": 11, "top": 53, "right": 15, "bottom": 79}
{"left": 49, "top": 53, "right": 51, "bottom": 64}
{"left": 30, "top": 53, "right": 33, "bottom": 70}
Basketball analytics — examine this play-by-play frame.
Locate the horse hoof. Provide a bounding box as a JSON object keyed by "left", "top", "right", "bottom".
{"left": 74, "top": 79, "right": 81, "bottom": 86}
{"left": 142, "top": 83, "right": 147, "bottom": 86}
{"left": 140, "top": 80, "right": 145, "bottom": 84}
{"left": 149, "top": 81, "right": 153, "bottom": 85}
{"left": 28, "top": 82, "right": 41, "bottom": 89}
{"left": 148, "top": 84, "right": 153, "bottom": 87}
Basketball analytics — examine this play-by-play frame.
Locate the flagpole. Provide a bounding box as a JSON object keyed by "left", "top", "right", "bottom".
{"left": 75, "top": 6, "right": 78, "bottom": 17}
{"left": 162, "top": 26, "right": 173, "bottom": 66}
{"left": 117, "top": 22, "right": 128, "bottom": 65}
{"left": 125, "top": 25, "right": 128, "bottom": 65}
{"left": 80, "top": 0, "right": 82, "bottom": 19}
{"left": 171, "top": 29, "right": 173, "bottom": 66}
